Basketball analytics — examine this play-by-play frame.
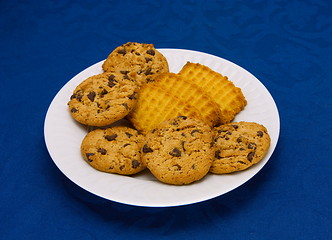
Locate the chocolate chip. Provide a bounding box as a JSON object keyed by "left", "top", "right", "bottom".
{"left": 119, "top": 71, "right": 130, "bottom": 80}
{"left": 178, "top": 116, "right": 187, "bottom": 120}
{"left": 132, "top": 160, "right": 140, "bottom": 169}
{"left": 218, "top": 129, "right": 227, "bottom": 133}
{"left": 146, "top": 49, "right": 155, "bottom": 55}
{"left": 215, "top": 150, "right": 222, "bottom": 159}
{"left": 232, "top": 124, "right": 239, "bottom": 129}
{"left": 257, "top": 131, "right": 264, "bottom": 137}
{"left": 143, "top": 144, "right": 153, "bottom": 153}
{"left": 122, "top": 103, "right": 129, "bottom": 110}
{"left": 70, "top": 93, "right": 76, "bottom": 100}
{"left": 71, "top": 91, "right": 82, "bottom": 101}
{"left": 145, "top": 57, "right": 152, "bottom": 63}
{"left": 144, "top": 67, "right": 153, "bottom": 75}
{"left": 237, "top": 137, "right": 242, "bottom": 143}
{"left": 169, "top": 148, "right": 181, "bottom": 157}
{"left": 128, "top": 92, "right": 137, "bottom": 100}
{"left": 86, "top": 153, "right": 95, "bottom": 162}
{"left": 171, "top": 120, "right": 179, "bottom": 126}
{"left": 123, "top": 143, "right": 130, "bottom": 147}
{"left": 71, "top": 108, "right": 78, "bottom": 113}
{"left": 125, "top": 132, "right": 133, "bottom": 138}
{"left": 76, "top": 94, "right": 83, "bottom": 101}
{"left": 100, "top": 89, "right": 108, "bottom": 97}
{"left": 87, "top": 91, "right": 96, "bottom": 102}
{"left": 105, "top": 134, "right": 117, "bottom": 141}
{"left": 247, "top": 151, "right": 255, "bottom": 162}
{"left": 120, "top": 165, "right": 125, "bottom": 170}
{"left": 173, "top": 164, "right": 182, "bottom": 171}
{"left": 117, "top": 48, "right": 126, "bottom": 55}
{"left": 191, "top": 129, "right": 201, "bottom": 135}
{"left": 108, "top": 78, "right": 117, "bottom": 88}
{"left": 248, "top": 143, "right": 257, "bottom": 149}
{"left": 97, "top": 148, "right": 107, "bottom": 155}
{"left": 238, "top": 161, "right": 246, "bottom": 164}
{"left": 108, "top": 75, "right": 116, "bottom": 81}
{"left": 181, "top": 141, "right": 186, "bottom": 151}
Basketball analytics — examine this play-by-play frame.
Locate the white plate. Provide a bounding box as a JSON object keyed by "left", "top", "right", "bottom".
{"left": 44, "top": 49, "right": 280, "bottom": 207}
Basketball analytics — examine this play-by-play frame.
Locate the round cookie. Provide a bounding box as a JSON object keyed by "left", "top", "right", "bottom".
{"left": 102, "top": 42, "right": 169, "bottom": 86}
{"left": 81, "top": 126, "right": 146, "bottom": 175}
{"left": 68, "top": 71, "right": 138, "bottom": 127}
{"left": 142, "top": 116, "right": 215, "bottom": 185}
{"left": 211, "top": 122, "right": 271, "bottom": 174}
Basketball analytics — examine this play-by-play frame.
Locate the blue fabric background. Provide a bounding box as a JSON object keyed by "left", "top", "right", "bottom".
{"left": 0, "top": 0, "right": 331, "bottom": 239}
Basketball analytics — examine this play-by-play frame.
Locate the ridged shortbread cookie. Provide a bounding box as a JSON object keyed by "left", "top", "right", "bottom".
{"left": 210, "top": 122, "right": 270, "bottom": 174}
{"left": 126, "top": 83, "right": 204, "bottom": 133}
{"left": 151, "top": 73, "right": 223, "bottom": 127}
{"left": 179, "top": 62, "right": 247, "bottom": 124}
{"left": 142, "top": 116, "right": 215, "bottom": 185}
{"left": 102, "top": 42, "right": 169, "bottom": 86}
{"left": 81, "top": 126, "right": 146, "bottom": 175}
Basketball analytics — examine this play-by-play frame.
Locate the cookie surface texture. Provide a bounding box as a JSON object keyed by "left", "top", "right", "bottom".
{"left": 81, "top": 126, "right": 146, "bottom": 175}
{"left": 68, "top": 71, "right": 138, "bottom": 127}
{"left": 152, "top": 73, "right": 223, "bottom": 127}
{"left": 211, "top": 122, "right": 271, "bottom": 174}
{"left": 142, "top": 116, "right": 215, "bottom": 185}
{"left": 179, "top": 62, "right": 247, "bottom": 124}
{"left": 102, "top": 42, "right": 169, "bottom": 86}
{"left": 126, "top": 83, "right": 204, "bottom": 134}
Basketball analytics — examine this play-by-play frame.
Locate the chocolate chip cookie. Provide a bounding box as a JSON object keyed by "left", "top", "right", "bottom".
{"left": 210, "top": 122, "right": 271, "bottom": 174}
{"left": 68, "top": 71, "right": 138, "bottom": 127}
{"left": 81, "top": 126, "right": 146, "bottom": 175}
{"left": 142, "top": 116, "right": 215, "bottom": 185}
{"left": 102, "top": 42, "right": 169, "bottom": 86}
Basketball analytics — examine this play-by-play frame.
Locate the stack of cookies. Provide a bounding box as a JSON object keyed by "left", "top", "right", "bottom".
{"left": 67, "top": 42, "right": 271, "bottom": 185}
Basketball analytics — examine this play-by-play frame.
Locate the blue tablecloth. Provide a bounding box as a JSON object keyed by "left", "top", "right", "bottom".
{"left": 1, "top": 0, "right": 331, "bottom": 239}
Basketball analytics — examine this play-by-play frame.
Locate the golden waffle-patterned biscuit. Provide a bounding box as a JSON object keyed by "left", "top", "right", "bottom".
{"left": 127, "top": 84, "right": 204, "bottom": 133}
{"left": 179, "top": 62, "right": 247, "bottom": 124}
{"left": 152, "top": 73, "right": 223, "bottom": 127}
